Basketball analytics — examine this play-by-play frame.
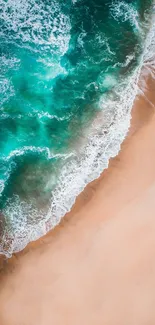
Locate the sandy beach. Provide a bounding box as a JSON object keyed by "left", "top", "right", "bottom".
{"left": 0, "top": 61, "right": 155, "bottom": 324}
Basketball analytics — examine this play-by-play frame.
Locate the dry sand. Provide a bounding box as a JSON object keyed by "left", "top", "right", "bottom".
{"left": 0, "top": 62, "right": 155, "bottom": 325}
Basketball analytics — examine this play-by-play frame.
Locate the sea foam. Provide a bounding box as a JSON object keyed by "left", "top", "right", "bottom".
{"left": 0, "top": 1, "right": 155, "bottom": 257}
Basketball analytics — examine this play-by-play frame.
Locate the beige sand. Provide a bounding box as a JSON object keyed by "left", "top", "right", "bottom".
{"left": 0, "top": 63, "right": 155, "bottom": 325}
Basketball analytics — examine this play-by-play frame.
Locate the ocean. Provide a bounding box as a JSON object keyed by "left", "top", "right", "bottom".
{"left": 0, "top": 0, "right": 154, "bottom": 256}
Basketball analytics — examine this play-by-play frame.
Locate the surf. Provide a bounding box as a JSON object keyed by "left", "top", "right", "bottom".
{"left": 0, "top": 0, "right": 154, "bottom": 256}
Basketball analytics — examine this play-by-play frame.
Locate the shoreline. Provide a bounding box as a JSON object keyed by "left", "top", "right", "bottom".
{"left": 0, "top": 61, "right": 154, "bottom": 264}
{"left": 0, "top": 13, "right": 155, "bottom": 256}
{"left": 0, "top": 62, "right": 155, "bottom": 323}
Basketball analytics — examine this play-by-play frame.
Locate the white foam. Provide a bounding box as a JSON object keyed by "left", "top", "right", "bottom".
{"left": 0, "top": 0, "right": 71, "bottom": 55}
{"left": 47, "top": 13, "right": 155, "bottom": 223}
{"left": 36, "top": 111, "right": 70, "bottom": 121}
{"left": 0, "top": 160, "right": 15, "bottom": 199}
{"left": 111, "top": 54, "right": 135, "bottom": 70}
{"left": 0, "top": 5, "right": 155, "bottom": 257}
{"left": 98, "top": 73, "right": 117, "bottom": 89}
{"left": 77, "top": 31, "right": 87, "bottom": 48}
{"left": 0, "top": 181, "right": 5, "bottom": 197}
{"left": 0, "top": 78, "right": 15, "bottom": 106}
{"left": 110, "top": 1, "right": 141, "bottom": 33}
{"left": 1, "top": 146, "right": 75, "bottom": 162}
{"left": 1, "top": 55, "right": 20, "bottom": 70}
{"left": 37, "top": 57, "right": 67, "bottom": 80}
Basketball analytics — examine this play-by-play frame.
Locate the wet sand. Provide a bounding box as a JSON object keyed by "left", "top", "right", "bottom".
{"left": 0, "top": 62, "right": 155, "bottom": 325}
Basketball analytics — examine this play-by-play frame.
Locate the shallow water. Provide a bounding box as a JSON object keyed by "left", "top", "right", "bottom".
{"left": 0, "top": 0, "right": 154, "bottom": 256}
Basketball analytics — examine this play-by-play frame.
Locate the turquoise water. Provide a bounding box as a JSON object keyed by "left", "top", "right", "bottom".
{"left": 0, "top": 0, "right": 154, "bottom": 255}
